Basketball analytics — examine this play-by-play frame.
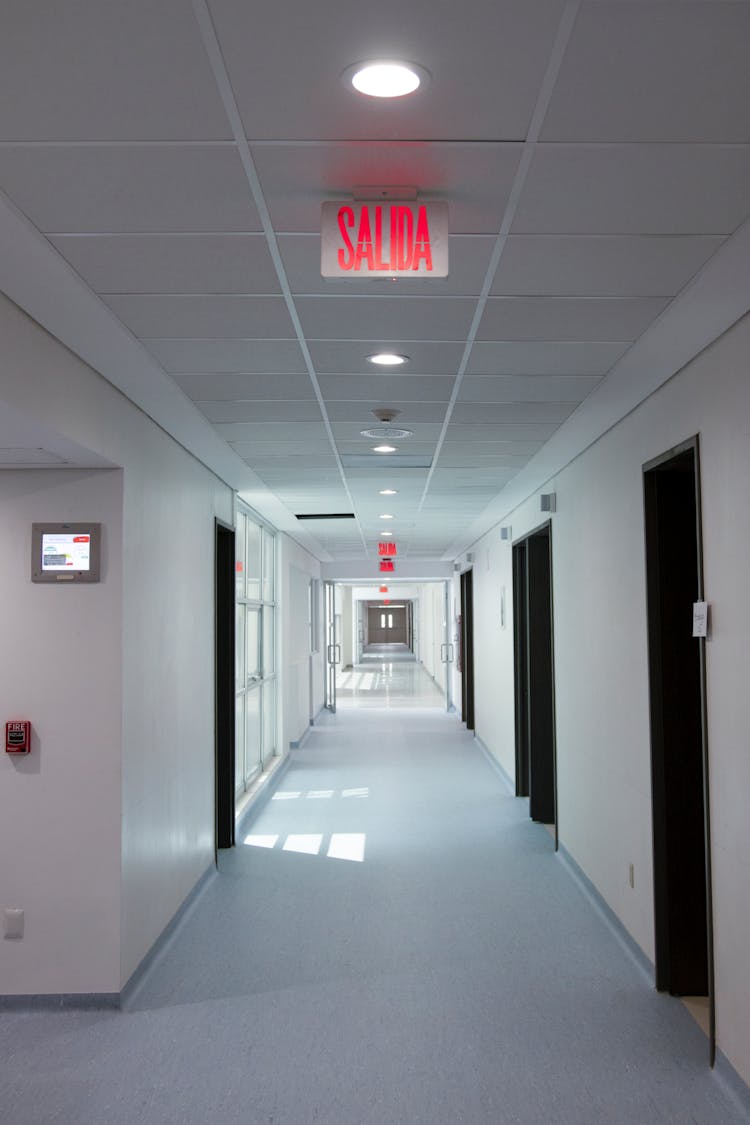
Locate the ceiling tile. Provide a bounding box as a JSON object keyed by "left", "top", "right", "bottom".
{"left": 50, "top": 234, "right": 280, "bottom": 295}
{"left": 467, "top": 341, "right": 629, "bottom": 376}
{"left": 103, "top": 294, "right": 295, "bottom": 339}
{"left": 477, "top": 296, "right": 668, "bottom": 342}
{"left": 0, "top": 0, "right": 231, "bottom": 141}
{"left": 309, "top": 341, "right": 465, "bottom": 375}
{"left": 542, "top": 4, "right": 750, "bottom": 143}
{"left": 297, "top": 296, "right": 476, "bottom": 341}
{"left": 513, "top": 145, "right": 750, "bottom": 235}
{"left": 143, "top": 339, "right": 306, "bottom": 374}
{"left": 250, "top": 142, "right": 523, "bottom": 233}
{"left": 445, "top": 424, "right": 560, "bottom": 443}
{"left": 492, "top": 235, "right": 725, "bottom": 297}
{"left": 0, "top": 145, "right": 261, "bottom": 233}
{"left": 198, "top": 401, "right": 324, "bottom": 424}
{"left": 458, "top": 375, "right": 601, "bottom": 403}
{"left": 212, "top": 0, "right": 563, "bottom": 140}
{"left": 174, "top": 373, "right": 316, "bottom": 400}
{"left": 216, "top": 421, "right": 330, "bottom": 442}
{"left": 450, "top": 403, "right": 576, "bottom": 425}
{"left": 318, "top": 375, "right": 455, "bottom": 402}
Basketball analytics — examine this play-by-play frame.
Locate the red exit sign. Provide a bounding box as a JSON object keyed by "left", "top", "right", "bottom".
{"left": 321, "top": 201, "right": 448, "bottom": 278}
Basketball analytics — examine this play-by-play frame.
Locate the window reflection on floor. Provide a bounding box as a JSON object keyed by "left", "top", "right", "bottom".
{"left": 245, "top": 788, "right": 370, "bottom": 862}
{"left": 335, "top": 658, "right": 445, "bottom": 710}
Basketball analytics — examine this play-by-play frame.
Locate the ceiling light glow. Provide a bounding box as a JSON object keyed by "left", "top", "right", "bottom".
{"left": 379, "top": 489, "right": 398, "bottom": 495}
{"left": 367, "top": 353, "right": 409, "bottom": 367}
{"left": 380, "top": 531, "right": 394, "bottom": 537}
{"left": 348, "top": 61, "right": 423, "bottom": 98}
{"left": 373, "top": 445, "right": 397, "bottom": 453}
{"left": 379, "top": 514, "right": 394, "bottom": 519}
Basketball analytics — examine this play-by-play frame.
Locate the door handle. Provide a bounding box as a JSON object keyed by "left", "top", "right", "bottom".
{"left": 448, "top": 643, "right": 455, "bottom": 662}
{"left": 440, "top": 643, "right": 448, "bottom": 662}
{"left": 334, "top": 644, "right": 342, "bottom": 665}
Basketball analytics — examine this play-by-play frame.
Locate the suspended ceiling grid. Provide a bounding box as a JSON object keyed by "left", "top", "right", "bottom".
{"left": 0, "top": 0, "right": 749, "bottom": 561}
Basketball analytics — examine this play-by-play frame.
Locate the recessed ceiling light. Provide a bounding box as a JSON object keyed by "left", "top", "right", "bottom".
{"left": 379, "top": 514, "right": 395, "bottom": 520}
{"left": 380, "top": 531, "right": 394, "bottom": 537}
{"left": 367, "top": 353, "right": 409, "bottom": 367}
{"left": 379, "top": 489, "right": 398, "bottom": 495}
{"left": 373, "top": 445, "right": 397, "bottom": 453}
{"left": 344, "top": 61, "right": 428, "bottom": 99}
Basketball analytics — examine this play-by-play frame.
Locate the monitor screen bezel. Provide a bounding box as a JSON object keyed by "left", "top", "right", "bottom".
{"left": 31, "top": 523, "right": 102, "bottom": 584}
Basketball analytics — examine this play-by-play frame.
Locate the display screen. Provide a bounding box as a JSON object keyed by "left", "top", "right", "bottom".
{"left": 31, "top": 523, "right": 101, "bottom": 583}
{"left": 41, "top": 532, "right": 92, "bottom": 572}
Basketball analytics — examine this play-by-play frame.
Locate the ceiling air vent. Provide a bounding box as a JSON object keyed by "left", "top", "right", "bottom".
{"left": 294, "top": 513, "right": 356, "bottom": 520}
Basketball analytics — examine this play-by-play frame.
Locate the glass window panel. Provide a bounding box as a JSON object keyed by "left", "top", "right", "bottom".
{"left": 235, "top": 512, "right": 246, "bottom": 601}
{"left": 246, "top": 520, "right": 262, "bottom": 601}
{"left": 263, "top": 605, "right": 275, "bottom": 676}
{"left": 235, "top": 603, "right": 245, "bottom": 688}
{"left": 235, "top": 693, "right": 245, "bottom": 795}
{"left": 262, "top": 529, "right": 275, "bottom": 603}
{"left": 246, "top": 607, "right": 261, "bottom": 681}
{"left": 244, "top": 686, "right": 262, "bottom": 783}
{"left": 262, "top": 680, "right": 276, "bottom": 764}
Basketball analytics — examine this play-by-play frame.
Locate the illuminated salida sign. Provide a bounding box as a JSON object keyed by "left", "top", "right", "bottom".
{"left": 321, "top": 201, "right": 448, "bottom": 279}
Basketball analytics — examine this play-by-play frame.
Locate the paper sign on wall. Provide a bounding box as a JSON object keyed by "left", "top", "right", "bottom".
{"left": 692, "top": 601, "right": 709, "bottom": 638}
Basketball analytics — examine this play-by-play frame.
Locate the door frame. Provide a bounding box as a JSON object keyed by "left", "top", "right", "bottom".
{"left": 512, "top": 519, "right": 558, "bottom": 850}
{"left": 324, "top": 580, "right": 339, "bottom": 712}
{"left": 214, "top": 519, "right": 236, "bottom": 853}
{"left": 643, "top": 434, "right": 715, "bottom": 1064}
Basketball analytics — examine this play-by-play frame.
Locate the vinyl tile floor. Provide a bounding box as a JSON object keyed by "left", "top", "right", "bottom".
{"left": 1, "top": 670, "right": 748, "bottom": 1124}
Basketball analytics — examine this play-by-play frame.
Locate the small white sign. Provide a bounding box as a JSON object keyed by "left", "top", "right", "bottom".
{"left": 692, "top": 601, "right": 709, "bottom": 638}
{"left": 321, "top": 200, "right": 449, "bottom": 278}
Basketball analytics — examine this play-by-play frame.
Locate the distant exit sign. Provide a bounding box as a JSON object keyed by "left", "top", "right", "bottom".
{"left": 321, "top": 201, "right": 449, "bottom": 278}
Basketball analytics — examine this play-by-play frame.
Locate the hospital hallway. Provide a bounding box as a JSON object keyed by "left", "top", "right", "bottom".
{"left": 1, "top": 667, "right": 746, "bottom": 1124}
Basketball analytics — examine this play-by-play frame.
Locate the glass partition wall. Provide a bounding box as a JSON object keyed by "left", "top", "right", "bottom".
{"left": 235, "top": 505, "right": 277, "bottom": 800}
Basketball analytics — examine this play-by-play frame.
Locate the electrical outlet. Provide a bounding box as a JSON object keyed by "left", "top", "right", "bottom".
{"left": 3, "top": 908, "right": 24, "bottom": 939}
{"left": 628, "top": 864, "right": 635, "bottom": 889}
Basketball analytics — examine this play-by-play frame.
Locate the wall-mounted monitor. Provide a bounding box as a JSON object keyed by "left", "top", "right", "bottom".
{"left": 31, "top": 523, "right": 102, "bottom": 583}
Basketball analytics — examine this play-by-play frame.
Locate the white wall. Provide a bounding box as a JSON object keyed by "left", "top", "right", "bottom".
{"left": 468, "top": 311, "right": 750, "bottom": 1085}
{"left": 0, "top": 294, "right": 234, "bottom": 991}
{"left": 0, "top": 469, "right": 123, "bottom": 994}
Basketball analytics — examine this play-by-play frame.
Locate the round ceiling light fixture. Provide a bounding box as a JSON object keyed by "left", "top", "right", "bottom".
{"left": 380, "top": 531, "right": 394, "bottom": 537}
{"left": 379, "top": 489, "right": 398, "bottom": 496}
{"left": 379, "top": 513, "right": 395, "bottom": 520}
{"left": 373, "top": 444, "right": 397, "bottom": 454}
{"left": 344, "top": 60, "right": 428, "bottom": 99}
{"left": 367, "top": 352, "right": 410, "bottom": 367}
{"left": 360, "top": 426, "right": 413, "bottom": 440}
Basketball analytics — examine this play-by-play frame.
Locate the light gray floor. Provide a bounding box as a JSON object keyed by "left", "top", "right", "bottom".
{"left": 1, "top": 663, "right": 748, "bottom": 1124}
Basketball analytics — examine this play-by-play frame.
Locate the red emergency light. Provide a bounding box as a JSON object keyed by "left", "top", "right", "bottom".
{"left": 379, "top": 585, "right": 388, "bottom": 593}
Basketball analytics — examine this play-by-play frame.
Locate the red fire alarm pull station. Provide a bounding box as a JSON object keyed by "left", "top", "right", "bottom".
{"left": 5, "top": 721, "right": 31, "bottom": 755}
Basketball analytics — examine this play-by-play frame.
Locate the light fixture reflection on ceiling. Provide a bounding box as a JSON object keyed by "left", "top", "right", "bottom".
{"left": 367, "top": 353, "right": 409, "bottom": 366}
{"left": 379, "top": 489, "right": 398, "bottom": 495}
{"left": 345, "top": 61, "right": 427, "bottom": 99}
{"left": 373, "top": 445, "right": 397, "bottom": 453}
